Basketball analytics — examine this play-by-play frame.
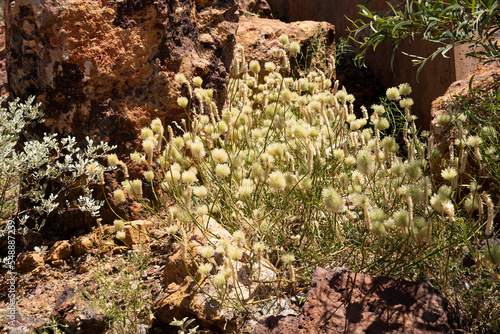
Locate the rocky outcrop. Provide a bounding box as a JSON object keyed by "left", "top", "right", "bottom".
{"left": 6, "top": 0, "right": 238, "bottom": 233}
{"left": 6, "top": 0, "right": 238, "bottom": 151}
{"left": 236, "top": 16, "right": 335, "bottom": 78}
{"left": 429, "top": 59, "right": 500, "bottom": 204}
{"left": 253, "top": 267, "right": 463, "bottom": 334}
{"left": 431, "top": 60, "right": 500, "bottom": 145}
{"left": 15, "top": 252, "right": 45, "bottom": 273}
{"left": 239, "top": 0, "right": 274, "bottom": 18}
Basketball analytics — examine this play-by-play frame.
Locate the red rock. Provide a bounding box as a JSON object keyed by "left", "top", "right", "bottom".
{"left": 431, "top": 60, "right": 500, "bottom": 146}
{"left": 15, "top": 252, "right": 45, "bottom": 273}
{"left": 120, "top": 220, "right": 153, "bottom": 246}
{"left": 51, "top": 259, "right": 64, "bottom": 267}
{"left": 51, "top": 286, "right": 106, "bottom": 334}
{"left": 6, "top": 0, "right": 238, "bottom": 232}
{"left": 6, "top": 0, "right": 238, "bottom": 141}
{"left": 45, "top": 240, "right": 72, "bottom": 262}
{"left": 236, "top": 16, "right": 335, "bottom": 79}
{"left": 239, "top": 0, "right": 274, "bottom": 18}
{"left": 72, "top": 236, "right": 93, "bottom": 256}
{"left": 253, "top": 267, "right": 464, "bottom": 334}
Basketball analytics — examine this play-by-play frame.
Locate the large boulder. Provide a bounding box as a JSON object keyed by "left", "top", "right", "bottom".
{"left": 5, "top": 0, "right": 238, "bottom": 233}
{"left": 236, "top": 16, "right": 335, "bottom": 79}
{"left": 239, "top": 0, "right": 274, "bottom": 18}
{"left": 253, "top": 267, "right": 463, "bottom": 334}
{"left": 431, "top": 60, "right": 500, "bottom": 147}
{"left": 6, "top": 0, "right": 238, "bottom": 156}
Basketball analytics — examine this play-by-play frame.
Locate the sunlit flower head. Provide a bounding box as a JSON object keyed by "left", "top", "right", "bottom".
{"left": 181, "top": 170, "right": 198, "bottom": 184}
{"left": 193, "top": 186, "right": 208, "bottom": 198}
{"left": 441, "top": 167, "right": 458, "bottom": 181}
{"left": 215, "top": 163, "right": 231, "bottom": 178}
{"left": 212, "top": 148, "right": 229, "bottom": 164}
{"left": 357, "top": 150, "right": 375, "bottom": 175}
{"left": 114, "top": 189, "right": 126, "bottom": 203}
{"left": 398, "top": 83, "right": 412, "bottom": 96}
{"left": 466, "top": 135, "right": 483, "bottom": 147}
{"left": 279, "top": 34, "right": 289, "bottom": 45}
{"left": 281, "top": 253, "right": 295, "bottom": 265}
{"left": 249, "top": 60, "right": 261, "bottom": 74}
{"left": 386, "top": 87, "right": 401, "bottom": 101}
{"left": 190, "top": 141, "right": 206, "bottom": 160}
{"left": 290, "top": 41, "right": 301, "bottom": 56}
{"left": 177, "top": 96, "right": 189, "bottom": 108}
{"left": 192, "top": 76, "right": 203, "bottom": 87}
{"left": 198, "top": 263, "right": 213, "bottom": 275}
{"left": 399, "top": 98, "right": 414, "bottom": 109}
{"left": 322, "top": 187, "right": 344, "bottom": 213}
{"left": 269, "top": 171, "right": 286, "bottom": 192}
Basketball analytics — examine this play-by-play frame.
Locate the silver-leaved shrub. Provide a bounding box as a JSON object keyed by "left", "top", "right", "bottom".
{"left": 0, "top": 96, "right": 116, "bottom": 230}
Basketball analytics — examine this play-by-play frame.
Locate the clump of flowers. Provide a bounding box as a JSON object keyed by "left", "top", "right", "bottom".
{"left": 107, "top": 40, "right": 498, "bottom": 313}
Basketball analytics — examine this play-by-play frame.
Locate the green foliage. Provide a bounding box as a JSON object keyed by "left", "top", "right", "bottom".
{"left": 80, "top": 250, "right": 153, "bottom": 334}
{"left": 350, "top": 0, "right": 500, "bottom": 79}
{"left": 334, "top": 37, "right": 353, "bottom": 66}
{"left": 0, "top": 97, "right": 42, "bottom": 221}
{"left": 33, "top": 316, "right": 70, "bottom": 334}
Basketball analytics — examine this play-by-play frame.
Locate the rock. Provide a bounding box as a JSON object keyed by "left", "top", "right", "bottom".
{"left": 77, "top": 264, "right": 90, "bottom": 274}
{"left": 15, "top": 252, "right": 45, "bottom": 273}
{"left": 236, "top": 16, "right": 335, "bottom": 79}
{"left": 430, "top": 58, "right": 500, "bottom": 194}
{"left": 99, "top": 240, "right": 117, "bottom": 254}
{"left": 253, "top": 267, "right": 462, "bottom": 334}
{"left": 6, "top": 0, "right": 238, "bottom": 141}
{"left": 112, "top": 246, "right": 130, "bottom": 254}
{"left": 120, "top": 220, "right": 153, "bottom": 246}
{"left": 45, "top": 240, "right": 72, "bottom": 263}
{"left": 239, "top": 0, "right": 274, "bottom": 18}
{"left": 51, "top": 259, "right": 64, "bottom": 267}
{"left": 0, "top": 24, "right": 7, "bottom": 98}
{"left": 0, "top": 309, "right": 46, "bottom": 333}
{"left": 153, "top": 216, "right": 276, "bottom": 332}
{"left": 72, "top": 236, "right": 93, "bottom": 256}
{"left": 431, "top": 60, "right": 500, "bottom": 147}
{"left": 6, "top": 0, "right": 238, "bottom": 233}
{"left": 51, "top": 286, "right": 107, "bottom": 334}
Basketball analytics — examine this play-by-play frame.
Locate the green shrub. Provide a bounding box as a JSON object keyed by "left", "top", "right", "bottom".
{"left": 350, "top": 0, "right": 500, "bottom": 78}
{"left": 80, "top": 250, "right": 153, "bottom": 333}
